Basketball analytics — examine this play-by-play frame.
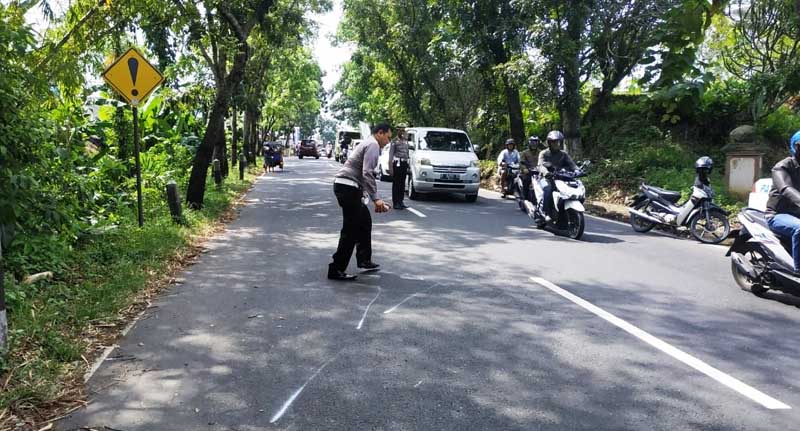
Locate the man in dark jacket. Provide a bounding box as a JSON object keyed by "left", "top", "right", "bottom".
{"left": 767, "top": 131, "right": 800, "bottom": 272}
{"left": 537, "top": 130, "right": 577, "bottom": 221}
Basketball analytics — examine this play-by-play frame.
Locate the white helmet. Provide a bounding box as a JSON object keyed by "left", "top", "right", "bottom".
{"left": 546, "top": 130, "right": 564, "bottom": 142}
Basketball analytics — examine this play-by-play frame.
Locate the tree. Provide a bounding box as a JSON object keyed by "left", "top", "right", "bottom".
{"left": 722, "top": 0, "right": 800, "bottom": 120}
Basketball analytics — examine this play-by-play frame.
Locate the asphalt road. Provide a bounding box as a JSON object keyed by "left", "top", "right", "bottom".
{"left": 60, "top": 157, "right": 800, "bottom": 430}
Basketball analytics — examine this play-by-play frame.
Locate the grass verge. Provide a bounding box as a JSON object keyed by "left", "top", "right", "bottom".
{"left": 0, "top": 169, "right": 259, "bottom": 429}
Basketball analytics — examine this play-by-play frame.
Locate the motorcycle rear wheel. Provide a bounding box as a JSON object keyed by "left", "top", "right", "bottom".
{"left": 690, "top": 209, "right": 730, "bottom": 244}
{"left": 731, "top": 249, "right": 768, "bottom": 295}
{"left": 630, "top": 212, "right": 656, "bottom": 233}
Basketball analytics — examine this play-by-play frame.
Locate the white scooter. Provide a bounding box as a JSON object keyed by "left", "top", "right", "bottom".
{"left": 529, "top": 161, "right": 590, "bottom": 240}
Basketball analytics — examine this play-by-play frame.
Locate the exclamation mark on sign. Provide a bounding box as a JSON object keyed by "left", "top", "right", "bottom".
{"left": 128, "top": 57, "right": 139, "bottom": 97}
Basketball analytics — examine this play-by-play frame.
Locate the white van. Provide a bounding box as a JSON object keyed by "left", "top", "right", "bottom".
{"left": 380, "top": 127, "right": 481, "bottom": 202}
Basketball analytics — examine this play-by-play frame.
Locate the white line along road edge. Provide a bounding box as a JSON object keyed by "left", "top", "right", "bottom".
{"left": 530, "top": 277, "right": 791, "bottom": 410}
{"left": 407, "top": 207, "right": 427, "bottom": 218}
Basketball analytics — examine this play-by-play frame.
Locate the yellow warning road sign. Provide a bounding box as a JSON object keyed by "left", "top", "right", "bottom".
{"left": 102, "top": 48, "right": 164, "bottom": 107}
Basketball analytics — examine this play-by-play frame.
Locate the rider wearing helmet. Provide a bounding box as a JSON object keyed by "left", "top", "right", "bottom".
{"left": 537, "top": 131, "right": 578, "bottom": 221}
{"left": 497, "top": 138, "right": 520, "bottom": 191}
{"left": 694, "top": 156, "right": 713, "bottom": 188}
{"left": 767, "top": 131, "right": 800, "bottom": 272}
{"left": 520, "top": 136, "right": 541, "bottom": 203}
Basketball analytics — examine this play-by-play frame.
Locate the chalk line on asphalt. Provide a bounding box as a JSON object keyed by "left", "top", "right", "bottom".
{"left": 383, "top": 283, "right": 441, "bottom": 315}
{"left": 357, "top": 287, "right": 382, "bottom": 330}
{"left": 270, "top": 351, "right": 343, "bottom": 423}
{"left": 407, "top": 207, "right": 427, "bottom": 218}
{"left": 530, "top": 276, "right": 791, "bottom": 410}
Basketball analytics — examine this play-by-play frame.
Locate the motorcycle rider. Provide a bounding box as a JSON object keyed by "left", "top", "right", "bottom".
{"left": 520, "top": 136, "right": 541, "bottom": 203}
{"left": 537, "top": 131, "right": 577, "bottom": 222}
{"left": 766, "top": 131, "right": 800, "bottom": 273}
{"left": 497, "top": 138, "right": 520, "bottom": 194}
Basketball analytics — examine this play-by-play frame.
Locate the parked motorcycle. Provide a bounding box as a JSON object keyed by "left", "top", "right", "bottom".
{"left": 500, "top": 163, "right": 519, "bottom": 198}
{"left": 628, "top": 181, "right": 730, "bottom": 244}
{"left": 728, "top": 208, "right": 800, "bottom": 296}
{"left": 530, "top": 161, "right": 590, "bottom": 240}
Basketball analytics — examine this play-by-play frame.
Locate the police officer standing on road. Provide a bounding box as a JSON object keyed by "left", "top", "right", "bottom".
{"left": 328, "top": 123, "right": 393, "bottom": 281}
{"left": 389, "top": 123, "right": 410, "bottom": 209}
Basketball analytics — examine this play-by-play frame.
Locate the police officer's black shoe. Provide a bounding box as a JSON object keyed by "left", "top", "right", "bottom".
{"left": 357, "top": 261, "right": 380, "bottom": 271}
{"left": 328, "top": 268, "right": 357, "bottom": 281}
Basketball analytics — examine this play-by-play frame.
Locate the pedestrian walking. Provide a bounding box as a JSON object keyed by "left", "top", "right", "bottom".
{"left": 328, "top": 123, "right": 393, "bottom": 281}
{"left": 389, "top": 123, "right": 410, "bottom": 209}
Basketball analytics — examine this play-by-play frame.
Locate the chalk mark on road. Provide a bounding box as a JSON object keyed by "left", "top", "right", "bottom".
{"left": 357, "top": 287, "right": 382, "bottom": 330}
{"left": 407, "top": 207, "right": 427, "bottom": 218}
{"left": 530, "top": 276, "right": 791, "bottom": 410}
{"left": 270, "top": 350, "right": 343, "bottom": 423}
{"left": 383, "top": 283, "right": 441, "bottom": 314}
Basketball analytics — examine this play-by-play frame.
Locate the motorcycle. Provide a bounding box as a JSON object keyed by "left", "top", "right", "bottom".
{"left": 531, "top": 161, "right": 590, "bottom": 240}
{"left": 500, "top": 163, "right": 519, "bottom": 198}
{"left": 728, "top": 208, "right": 800, "bottom": 296}
{"left": 628, "top": 181, "right": 730, "bottom": 244}
{"left": 513, "top": 169, "right": 539, "bottom": 213}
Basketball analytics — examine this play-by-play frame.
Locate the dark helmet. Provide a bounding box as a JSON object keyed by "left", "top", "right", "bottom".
{"left": 695, "top": 156, "right": 713, "bottom": 173}
{"left": 546, "top": 130, "right": 564, "bottom": 142}
{"left": 505, "top": 138, "right": 516, "bottom": 147}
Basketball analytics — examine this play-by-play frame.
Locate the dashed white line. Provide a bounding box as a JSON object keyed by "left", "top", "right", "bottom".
{"left": 407, "top": 207, "right": 427, "bottom": 218}
{"left": 270, "top": 351, "right": 342, "bottom": 423}
{"left": 357, "top": 287, "right": 382, "bottom": 330}
{"left": 530, "top": 276, "right": 791, "bottom": 410}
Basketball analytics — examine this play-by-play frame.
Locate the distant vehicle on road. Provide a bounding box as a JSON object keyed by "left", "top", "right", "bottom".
{"left": 298, "top": 139, "right": 319, "bottom": 159}
{"left": 380, "top": 127, "right": 480, "bottom": 202}
{"left": 336, "top": 129, "right": 361, "bottom": 162}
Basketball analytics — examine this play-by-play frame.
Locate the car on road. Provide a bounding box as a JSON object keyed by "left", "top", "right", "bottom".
{"left": 298, "top": 139, "right": 319, "bottom": 159}
{"left": 380, "top": 127, "right": 480, "bottom": 202}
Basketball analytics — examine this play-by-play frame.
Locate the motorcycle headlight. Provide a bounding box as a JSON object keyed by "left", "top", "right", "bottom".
{"left": 418, "top": 158, "right": 432, "bottom": 166}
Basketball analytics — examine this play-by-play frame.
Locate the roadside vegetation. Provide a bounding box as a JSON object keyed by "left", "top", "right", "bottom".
{"left": 333, "top": 0, "right": 800, "bottom": 211}
{"left": 0, "top": 0, "right": 329, "bottom": 426}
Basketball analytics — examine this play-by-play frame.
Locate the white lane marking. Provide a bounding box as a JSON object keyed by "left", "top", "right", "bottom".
{"left": 383, "top": 283, "right": 441, "bottom": 314}
{"left": 357, "top": 287, "right": 382, "bottom": 330}
{"left": 530, "top": 277, "right": 791, "bottom": 410}
{"left": 270, "top": 351, "right": 342, "bottom": 423}
{"left": 407, "top": 207, "right": 427, "bottom": 218}
{"left": 414, "top": 380, "right": 424, "bottom": 388}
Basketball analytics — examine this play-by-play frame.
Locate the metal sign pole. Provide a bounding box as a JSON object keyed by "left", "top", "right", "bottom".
{"left": 133, "top": 106, "right": 144, "bottom": 227}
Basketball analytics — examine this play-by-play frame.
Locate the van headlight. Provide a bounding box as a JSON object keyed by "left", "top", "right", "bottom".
{"left": 470, "top": 160, "right": 480, "bottom": 168}
{"left": 418, "top": 158, "right": 432, "bottom": 166}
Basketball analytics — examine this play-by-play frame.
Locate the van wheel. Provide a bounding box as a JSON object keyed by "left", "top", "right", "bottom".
{"left": 466, "top": 194, "right": 478, "bottom": 203}
{"left": 299, "top": 155, "right": 303, "bottom": 159}
{"left": 409, "top": 182, "right": 419, "bottom": 200}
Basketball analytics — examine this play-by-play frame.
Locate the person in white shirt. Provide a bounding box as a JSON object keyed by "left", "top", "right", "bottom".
{"left": 497, "top": 138, "right": 520, "bottom": 191}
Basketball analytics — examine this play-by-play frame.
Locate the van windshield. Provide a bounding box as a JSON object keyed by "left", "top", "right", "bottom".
{"left": 423, "top": 132, "right": 472, "bottom": 152}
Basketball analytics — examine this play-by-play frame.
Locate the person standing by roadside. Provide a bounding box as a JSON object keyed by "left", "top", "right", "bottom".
{"left": 388, "top": 123, "right": 410, "bottom": 209}
{"left": 328, "top": 123, "right": 393, "bottom": 281}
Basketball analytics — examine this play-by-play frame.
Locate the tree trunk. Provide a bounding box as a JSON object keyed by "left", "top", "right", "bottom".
{"left": 186, "top": 47, "right": 249, "bottom": 208}
{"left": 487, "top": 38, "right": 525, "bottom": 146}
{"left": 231, "top": 107, "right": 238, "bottom": 167}
{"left": 186, "top": 90, "right": 228, "bottom": 208}
{"left": 560, "top": 1, "right": 587, "bottom": 157}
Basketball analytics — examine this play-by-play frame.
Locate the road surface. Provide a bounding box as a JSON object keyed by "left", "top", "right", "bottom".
{"left": 60, "top": 158, "right": 800, "bottom": 430}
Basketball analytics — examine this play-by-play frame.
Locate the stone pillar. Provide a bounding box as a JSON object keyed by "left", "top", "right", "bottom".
{"left": 721, "top": 125, "right": 768, "bottom": 199}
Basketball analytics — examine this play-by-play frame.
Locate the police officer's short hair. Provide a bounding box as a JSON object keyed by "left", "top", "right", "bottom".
{"left": 372, "top": 122, "right": 392, "bottom": 134}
